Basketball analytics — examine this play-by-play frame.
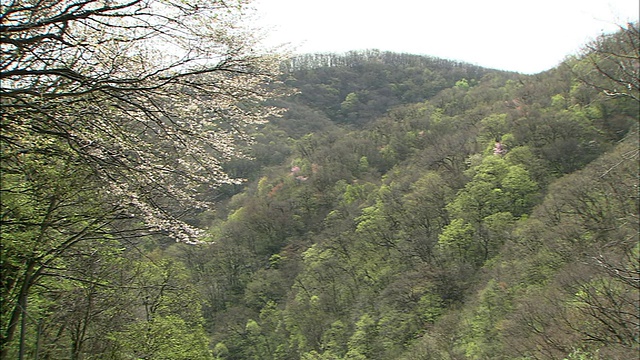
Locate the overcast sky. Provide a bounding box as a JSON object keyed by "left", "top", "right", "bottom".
{"left": 252, "top": 0, "right": 639, "bottom": 74}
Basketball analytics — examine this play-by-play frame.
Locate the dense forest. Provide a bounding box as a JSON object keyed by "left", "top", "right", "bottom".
{"left": 1, "top": 1, "right": 639, "bottom": 359}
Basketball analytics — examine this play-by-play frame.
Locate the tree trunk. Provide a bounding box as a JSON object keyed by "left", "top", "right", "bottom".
{"left": 2, "top": 262, "right": 35, "bottom": 360}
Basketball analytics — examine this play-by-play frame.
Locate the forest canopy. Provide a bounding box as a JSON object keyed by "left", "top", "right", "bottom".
{"left": 1, "top": 4, "right": 638, "bottom": 359}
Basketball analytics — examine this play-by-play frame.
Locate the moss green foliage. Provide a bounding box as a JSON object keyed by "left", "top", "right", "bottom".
{"left": 192, "top": 28, "right": 637, "bottom": 360}
{"left": 3, "top": 24, "right": 638, "bottom": 360}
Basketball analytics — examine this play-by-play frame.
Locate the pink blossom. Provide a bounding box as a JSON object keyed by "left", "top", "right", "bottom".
{"left": 493, "top": 142, "right": 506, "bottom": 156}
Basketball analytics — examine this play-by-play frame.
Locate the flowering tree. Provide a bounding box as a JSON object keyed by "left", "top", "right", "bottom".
{"left": 574, "top": 22, "right": 639, "bottom": 104}
{"left": 1, "top": 0, "right": 286, "bottom": 240}
{"left": 1, "top": 0, "right": 286, "bottom": 356}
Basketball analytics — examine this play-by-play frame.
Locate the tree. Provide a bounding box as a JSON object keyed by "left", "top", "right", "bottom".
{"left": 463, "top": 279, "right": 512, "bottom": 359}
{"left": 440, "top": 156, "right": 537, "bottom": 265}
{"left": 499, "top": 134, "right": 639, "bottom": 359}
{"left": 574, "top": 22, "right": 639, "bottom": 104}
{"left": 1, "top": 0, "right": 286, "bottom": 356}
{"left": 110, "top": 315, "right": 213, "bottom": 360}
{"left": 0, "top": 153, "right": 124, "bottom": 358}
{"left": 345, "top": 313, "right": 379, "bottom": 360}
{"left": 1, "top": 0, "right": 287, "bottom": 241}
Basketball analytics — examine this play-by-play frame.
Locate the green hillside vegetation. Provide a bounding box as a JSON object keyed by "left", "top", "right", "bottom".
{"left": 2, "top": 5, "right": 638, "bottom": 359}
{"left": 185, "top": 25, "right": 640, "bottom": 360}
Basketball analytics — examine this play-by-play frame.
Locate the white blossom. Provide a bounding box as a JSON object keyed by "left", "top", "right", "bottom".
{"left": 1, "top": 0, "right": 291, "bottom": 242}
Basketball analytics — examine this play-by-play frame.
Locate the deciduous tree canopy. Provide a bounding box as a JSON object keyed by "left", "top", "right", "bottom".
{"left": 1, "top": 8, "right": 638, "bottom": 359}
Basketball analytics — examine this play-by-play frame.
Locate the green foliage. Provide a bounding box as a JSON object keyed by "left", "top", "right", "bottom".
{"left": 438, "top": 218, "right": 475, "bottom": 260}
{"left": 345, "top": 314, "right": 379, "bottom": 360}
{"left": 286, "top": 50, "right": 492, "bottom": 124}
{"left": 197, "top": 40, "right": 637, "bottom": 360}
{"left": 3, "top": 24, "right": 639, "bottom": 360}
{"left": 455, "top": 78, "right": 470, "bottom": 90}
{"left": 319, "top": 320, "right": 349, "bottom": 358}
{"left": 0, "top": 145, "right": 127, "bottom": 358}
{"left": 563, "top": 349, "right": 599, "bottom": 360}
{"left": 213, "top": 342, "right": 230, "bottom": 359}
{"left": 343, "top": 181, "right": 378, "bottom": 205}
{"left": 463, "top": 280, "right": 512, "bottom": 359}
{"left": 438, "top": 156, "right": 537, "bottom": 265}
{"left": 109, "top": 315, "right": 213, "bottom": 360}
{"left": 1, "top": 0, "right": 286, "bottom": 357}
{"left": 480, "top": 113, "right": 509, "bottom": 141}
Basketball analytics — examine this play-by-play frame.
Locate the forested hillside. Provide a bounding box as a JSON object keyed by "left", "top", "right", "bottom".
{"left": 1, "top": 2, "right": 638, "bottom": 358}
{"left": 196, "top": 30, "right": 639, "bottom": 360}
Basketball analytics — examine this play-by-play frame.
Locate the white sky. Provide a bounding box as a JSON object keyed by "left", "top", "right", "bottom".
{"left": 252, "top": 0, "right": 640, "bottom": 74}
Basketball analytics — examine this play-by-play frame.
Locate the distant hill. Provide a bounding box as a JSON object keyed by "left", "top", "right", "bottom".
{"left": 279, "top": 49, "right": 510, "bottom": 126}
